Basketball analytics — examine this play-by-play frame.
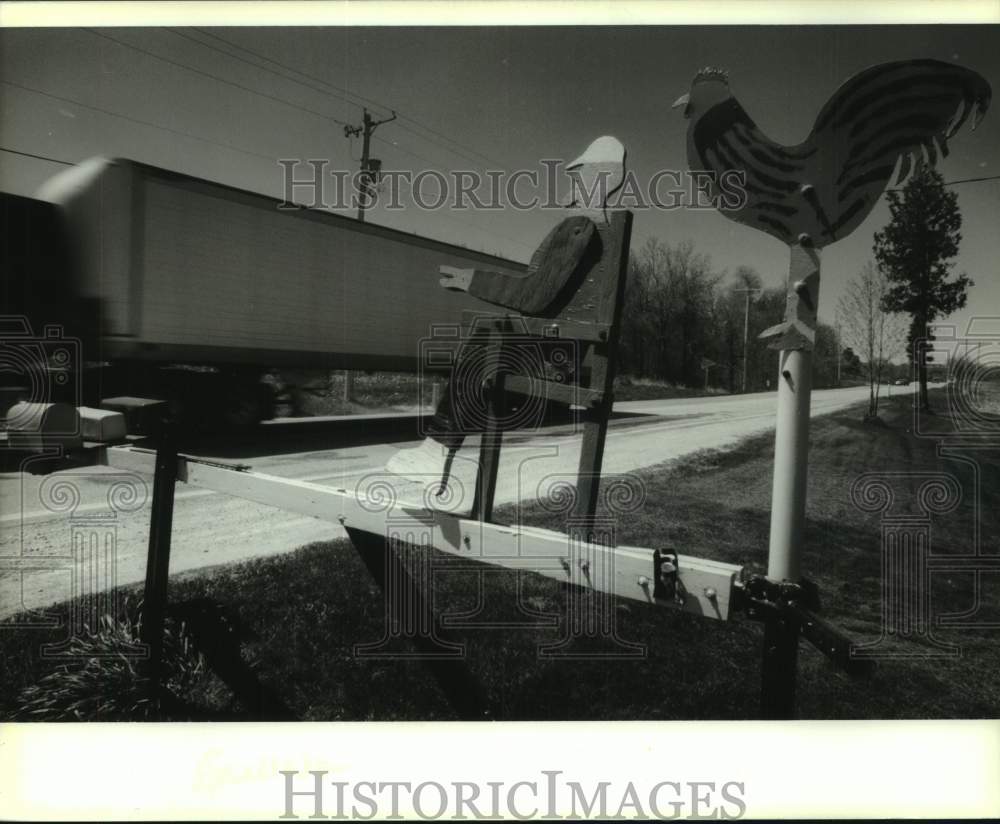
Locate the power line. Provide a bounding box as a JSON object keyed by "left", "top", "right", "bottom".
{"left": 187, "top": 28, "right": 374, "bottom": 110}
{"left": 183, "top": 27, "right": 509, "bottom": 170}
{"left": 886, "top": 173, "right": 1000, "bottom": 192}
{"left": 0, "top": 146, "right": 73, "bottom": 166}
{"left": 371, "top": 133, "right": 454, "bottom": 169}
{"left": 166, "top": 28, "right": 361, "bottom": 124}
{"left": 161, "top": 31, "right": 455, "bottom": 170}
{"left": 0, "top": 138, "right": 531, "bottom": 252}
{"left": 2, "top": 79, "right": 280, "bottom": 163}
{"left": 172, "top": 29, "right": 443, "bottom": 170}
{"left": 2, "top": 105, "right": 531, "bottom": 256}
{"left": 395, "top": 113, "right": 507, "bottom": 170}
{"left": 85, "top": 28, "right": 352, "bottom": 129}
{"left": 941, "top": 174, "right": 1000, "bottom": 186}
{"left": 188, "top": 27, "right": 506, "bottom": 168}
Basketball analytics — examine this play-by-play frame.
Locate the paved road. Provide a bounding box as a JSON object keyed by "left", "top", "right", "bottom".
{"left": 0, "top": 383, "right": 918, "bottom": 619}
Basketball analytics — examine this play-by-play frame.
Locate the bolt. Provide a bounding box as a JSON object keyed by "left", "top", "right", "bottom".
{"left": 704, "top": 587, "right": 717, "bottom": 599}
{"left": 637, "top": 576, "right": 650, "bottom": 588}
{"left": 580, "top": 560, "right": 590, "bottom": 573}
{"left": 463, "top": 534, "right": 471, "bottom": 548}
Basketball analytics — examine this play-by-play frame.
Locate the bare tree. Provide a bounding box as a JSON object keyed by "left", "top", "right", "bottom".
{"left": 837, "top": 261, "right": 907, "bottom": 418}
{"left": 619, "top": 238, "right": 722, "bottom": 386}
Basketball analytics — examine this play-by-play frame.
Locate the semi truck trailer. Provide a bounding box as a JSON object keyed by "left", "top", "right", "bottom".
{"left": 5, "top": 157, "right": 528, "bottom": 428}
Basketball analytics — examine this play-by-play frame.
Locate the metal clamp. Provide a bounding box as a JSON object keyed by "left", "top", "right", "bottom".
{"left": 653, "top": 549, "right": 686, "bottom": 607}
{"left": 736, "top": 575, "right": 817, "bottom": 617}
{"left": 735, "top": 574, "right": 872, "bottom": 676}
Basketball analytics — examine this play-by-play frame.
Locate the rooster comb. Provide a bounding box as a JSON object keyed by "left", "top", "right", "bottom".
{"left": 693, "top": 66, "right": 730, "bottom": 85}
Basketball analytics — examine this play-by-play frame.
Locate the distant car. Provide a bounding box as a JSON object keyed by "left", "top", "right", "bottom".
{"left": 894, "top": 379, "right": 909, "bottom": 386}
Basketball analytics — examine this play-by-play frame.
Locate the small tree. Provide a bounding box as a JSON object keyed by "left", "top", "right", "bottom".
{"left": 841, "top": 347, "right": 862, "bottom": 378}
{"left": 874, "top": 167, "right": 973, "bottom": 411}
{"left": 812, "top": 323, "right": 841, "bottom": 389}
{"left": 838, "top": 261, "right": 907, "bottom": 419}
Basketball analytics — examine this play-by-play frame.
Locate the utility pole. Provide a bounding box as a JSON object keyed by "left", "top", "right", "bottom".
{"left": 344, "top": 108, "right": 397, "bottom": 222}
{"left": 701, "top": 358, "right": 716, "bottom": 392}
{"left": 342, "top": 108, "right": 396, "bottom": 402}
{"left": 835, "top": 320, "right": 842, "bottom": 387}
{"left": 735, "top": 287, "right": 762, "bottom": 393}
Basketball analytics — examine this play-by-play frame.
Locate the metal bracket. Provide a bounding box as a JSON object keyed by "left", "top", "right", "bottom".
{"left": 736, "top": 574, "right": 819, "bottom": 617}
{"left": 652, "top": 549, "right": 687, "bottom": 608}
{"left": 735, "top": 574, "right": 872, "bottom": 677}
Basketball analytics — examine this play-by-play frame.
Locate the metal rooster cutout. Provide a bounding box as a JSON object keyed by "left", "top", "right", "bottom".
{"left": 674, "top": 60, "right": 991, "bottom": 588}
{"left": 674, "top": 60, "right": 991, "bottom": 352}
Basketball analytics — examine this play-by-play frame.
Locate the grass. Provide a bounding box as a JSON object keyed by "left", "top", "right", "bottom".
{"left": 283, "top": 371, "right": 726, "bottom": 418}
{"left": 280, "top": 371, "right": 438, "bottom": 417}
{"left": 2, "top": 385, "right": 998, "bottom": 720}
{"left": 5, "top": 600, "right": 232, "bottom": 720}
{"left": 612, "top": 375, "right": 729, "bottom": 402}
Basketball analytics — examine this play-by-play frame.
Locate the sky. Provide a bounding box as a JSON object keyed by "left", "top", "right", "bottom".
{"left": 2, "top": 24, "right": 998, "bottom": 337}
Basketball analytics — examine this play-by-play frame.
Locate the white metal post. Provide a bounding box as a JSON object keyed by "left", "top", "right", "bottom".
{"left": 767, "top": 347, "right": 812, "bottom": 581}
{"left": 760, "top": 241, "right": 821, "bottom": 716}
{"left": 766, "top": 241, "right": 821, "bottom": 582}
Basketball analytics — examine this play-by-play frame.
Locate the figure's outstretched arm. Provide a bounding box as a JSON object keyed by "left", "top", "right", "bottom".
{"left": 439, "top": 215, "right": 596, "bottom": 315}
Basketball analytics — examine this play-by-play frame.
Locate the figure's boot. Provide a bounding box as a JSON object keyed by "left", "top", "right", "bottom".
{"left": 385, "top": 432, "right": 466, "bottom": 496}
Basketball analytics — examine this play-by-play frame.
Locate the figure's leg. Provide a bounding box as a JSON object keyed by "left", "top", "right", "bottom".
{"left": 385, "top": 374, "right": 468, "bottom": 494}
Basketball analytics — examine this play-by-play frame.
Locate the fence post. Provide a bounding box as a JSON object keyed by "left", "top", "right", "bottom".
{"left": 140, "top": 412, "right": 177, "bottom": 694}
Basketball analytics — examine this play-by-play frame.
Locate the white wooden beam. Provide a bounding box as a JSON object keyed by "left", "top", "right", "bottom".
{"left": 102, "top": 445, "right": 741, "bottom": 620}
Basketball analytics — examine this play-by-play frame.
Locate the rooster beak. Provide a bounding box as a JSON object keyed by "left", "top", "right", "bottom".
{"left": 672, "top": 93, "right": 690, "bottom": 110}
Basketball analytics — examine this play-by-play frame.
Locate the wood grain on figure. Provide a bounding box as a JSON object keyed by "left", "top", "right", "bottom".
{"left": 439, "top": 215, "right": 595, "bottom": 316}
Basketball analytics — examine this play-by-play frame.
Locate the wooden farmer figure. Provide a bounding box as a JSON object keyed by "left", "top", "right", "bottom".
{"left": 386, "top": 136, "right": 628, "bottom": 499}
{"left": 673, "top": 59, "right": 990, "bottom": 716}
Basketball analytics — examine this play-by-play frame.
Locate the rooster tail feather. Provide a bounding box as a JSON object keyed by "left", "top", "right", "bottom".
{"left": 937, "top": 133, "right": 950, "bottom": 159}
{"left": 895, "top": 153, "right": 912, "bottom": 186}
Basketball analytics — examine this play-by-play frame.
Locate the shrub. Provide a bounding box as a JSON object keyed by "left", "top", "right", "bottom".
{"left": 13, "top": 602, "right": 207, "bottom": 721}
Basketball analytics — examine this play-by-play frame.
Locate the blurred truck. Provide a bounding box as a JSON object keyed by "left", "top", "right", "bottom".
{"left": 5, "top": 157, "right": 526, "bottom": 428}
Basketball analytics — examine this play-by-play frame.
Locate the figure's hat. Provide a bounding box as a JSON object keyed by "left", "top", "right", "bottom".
{"left": 566, "top": 135, "right": 626, "bottom": 169}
